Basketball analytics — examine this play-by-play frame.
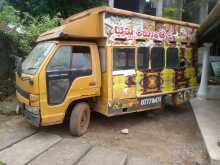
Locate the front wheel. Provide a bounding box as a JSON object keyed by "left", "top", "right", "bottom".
{"left": 69, "top": 102, "right": 91, "bottom": 136}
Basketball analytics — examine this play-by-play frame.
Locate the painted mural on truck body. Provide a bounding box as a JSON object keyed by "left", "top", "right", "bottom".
{"left": 104, "top": 12, "right": 197, "bottom": 114}
{"left": 104, "top": 13, "right": 197, "bottom": 45}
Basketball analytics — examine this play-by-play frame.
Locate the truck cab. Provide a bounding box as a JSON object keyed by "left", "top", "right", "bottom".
{"left": 16, "top": 41, "right": 101, "bottom": 136}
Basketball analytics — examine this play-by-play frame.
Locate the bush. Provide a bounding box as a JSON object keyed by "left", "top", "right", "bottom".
{"left": 8, "top": 0, "right": 106, "bottom": 18}
{"left": 163, "top": 7, "right": 179, "bottom": 19}
{"left": 0, "top": 4, "right": 61, "bottom": 54}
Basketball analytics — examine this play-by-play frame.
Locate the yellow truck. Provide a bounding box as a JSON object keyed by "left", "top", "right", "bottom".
{"left": 16, "top": 7, "right": 199, "bottom": 136}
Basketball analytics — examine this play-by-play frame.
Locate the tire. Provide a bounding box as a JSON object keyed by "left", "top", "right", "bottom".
{"left": 69, "top": 102, "right": 91, "bottom": 136}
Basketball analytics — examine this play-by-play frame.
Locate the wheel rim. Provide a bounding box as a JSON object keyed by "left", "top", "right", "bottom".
{"left": 80, "top": 110, "right": 87, "bottom": 128}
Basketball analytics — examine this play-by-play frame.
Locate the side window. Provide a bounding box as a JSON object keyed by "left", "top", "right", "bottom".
{"left": 151, "top": 47, "right": 165, "bottom": 70}
{"left": 47, "top": 46, "right": 71, "bottom": 71}
{"left": 137, "top": 47, "right": 149, "bottom": 70}
{"left": 99, "top": 47, "right": 106, "bottom": 72}
{"left": 71, "top": 46, "right": 92, "bottom": 72}
{"left": 113, "top": 48, "right": 135, "bottom": 71}
{"left": 166, "top": 48, "right": 179, "bottom": 68}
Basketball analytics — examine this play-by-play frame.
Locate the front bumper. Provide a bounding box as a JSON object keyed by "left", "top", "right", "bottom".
{"left": 18, "top": 102, "right": 40, "bottom": 127}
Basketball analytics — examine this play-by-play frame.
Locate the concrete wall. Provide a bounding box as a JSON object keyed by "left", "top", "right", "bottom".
{"left": 0, "top": 38, "right": 11, "bottom": 79}
{"left": 0, "top": 31, "right": 20, "bottom": 98}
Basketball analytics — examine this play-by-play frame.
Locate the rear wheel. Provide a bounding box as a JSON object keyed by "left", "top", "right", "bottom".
{"left": 69, "top": 102, "right": 91, "bottom": 136}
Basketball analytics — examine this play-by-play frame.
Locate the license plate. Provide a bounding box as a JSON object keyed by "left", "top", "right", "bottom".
{"left": 138, "top": 96, "right": 162, "bottom": 107}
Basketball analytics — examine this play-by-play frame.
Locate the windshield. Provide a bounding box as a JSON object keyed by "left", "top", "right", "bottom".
{"left": 22, "top": 42, "right": 55, "bottom": 75}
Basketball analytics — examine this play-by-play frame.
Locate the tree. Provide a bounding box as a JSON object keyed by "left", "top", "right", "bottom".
{"left": 0, "top": 4, "right": 61, "bottom": 54}
{"left": 8, "top": 0, "right": 106, "bottom": 18}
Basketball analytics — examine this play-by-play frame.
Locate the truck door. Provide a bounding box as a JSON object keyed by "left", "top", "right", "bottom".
{"left": 40, "top": 44, "right": 100, "bottom": 125}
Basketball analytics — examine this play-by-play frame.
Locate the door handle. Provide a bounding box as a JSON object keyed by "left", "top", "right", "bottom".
{"left": 89, "top": 81, "right": 96, "bottom": 86}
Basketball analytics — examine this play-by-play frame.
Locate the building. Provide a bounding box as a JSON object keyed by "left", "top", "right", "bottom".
{"left": 107, "top": 0, "right": 218, "bottom": 23}
{"left": 197, "top": 1, "right": 220, "bottom": 99}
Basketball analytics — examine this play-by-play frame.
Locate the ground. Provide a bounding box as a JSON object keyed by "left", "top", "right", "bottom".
{"left": 35, "top": 103, "right": 208, "bottom": 165}
{"left": 0, "top": 102, "right": 209, "bottom": 164}
{"left": 191, "top": 98, "right": 220, "bottom": 165}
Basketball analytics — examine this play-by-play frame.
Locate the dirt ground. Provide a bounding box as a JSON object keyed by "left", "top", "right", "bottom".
{"left": 40, "top": 103, "right": 209, "bottom": 165}
{"left": 0, "top": 114, "right": 16, "bottom": 126}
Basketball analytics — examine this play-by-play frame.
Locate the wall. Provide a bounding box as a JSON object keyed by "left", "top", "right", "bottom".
{"left": 0, "top": 31, "right": 20, "bottom": 100}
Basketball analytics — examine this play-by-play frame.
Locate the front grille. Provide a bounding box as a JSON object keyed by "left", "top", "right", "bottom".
{"left": 16, "top": 85, "right": 29, "bottom": 99}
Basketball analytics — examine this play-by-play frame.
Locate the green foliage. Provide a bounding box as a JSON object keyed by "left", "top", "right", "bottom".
{"left": 0, "top": 5, "right": 20, "bottom": 25}
{"left": 24, "top": 15, "right": 61, "bottom": 40}
{"left": 0, "top": 30, "right": 31, "bottom": 55}
{"left": 0, "top": 4, "right": 61, "bottom": 54}
{"left": 8, "top": 0, "right": 106, "bottom": 18}
{"left": 0, "top": 0, "right": 106, "bottom": 55}
{"left": 163, "top": 7, "right": 179, "bottom": 19}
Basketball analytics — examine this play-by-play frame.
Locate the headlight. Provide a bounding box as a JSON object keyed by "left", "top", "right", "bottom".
{"left": 29, "top": 94, "right": 40, "bottom": 107}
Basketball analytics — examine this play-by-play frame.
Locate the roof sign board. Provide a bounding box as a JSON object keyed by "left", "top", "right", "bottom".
{"left": 104, "top": 12, "right": 197, "bottom": 46}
